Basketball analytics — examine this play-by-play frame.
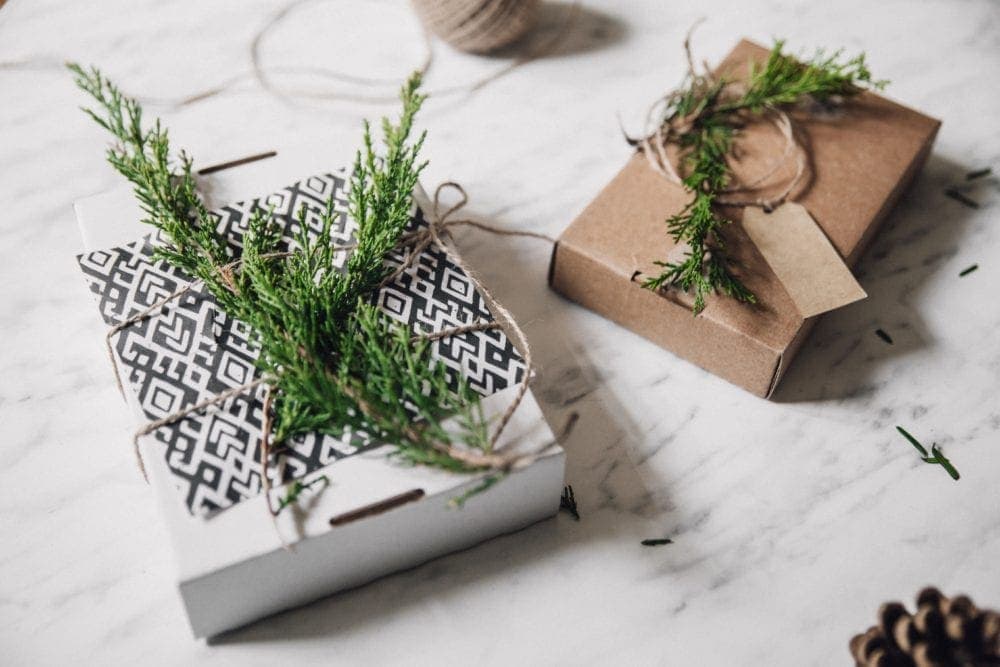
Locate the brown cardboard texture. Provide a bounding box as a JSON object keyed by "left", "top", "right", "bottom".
{"left": 549, "top": 39, "right": 940, "bottom": 397}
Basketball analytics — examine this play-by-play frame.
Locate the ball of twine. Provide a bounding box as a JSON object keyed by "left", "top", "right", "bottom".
{"left": 410, "top": 0, "right": 541, "bottom": 54}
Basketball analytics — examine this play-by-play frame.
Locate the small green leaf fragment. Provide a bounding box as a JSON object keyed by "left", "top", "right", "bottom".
{"left": 959, "top": 264, "right": 978, "bottom": 277}
{"left": 449, "top": 474, "right": 502, "bottom": 508}
{"left": 277, "top": 474, "right": 330, "bottom": 512}
{"left": 641, "top": 538, "right": 673, "bottom": 547}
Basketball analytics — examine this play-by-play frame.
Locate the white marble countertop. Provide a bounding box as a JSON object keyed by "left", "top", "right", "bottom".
{"left": 2, "top": 0, "right": 998, "bottom": 664}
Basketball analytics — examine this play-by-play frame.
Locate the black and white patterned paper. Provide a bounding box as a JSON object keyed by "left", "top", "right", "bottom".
{"left": 78, "top": 171, "right": 525, "bottom": 517}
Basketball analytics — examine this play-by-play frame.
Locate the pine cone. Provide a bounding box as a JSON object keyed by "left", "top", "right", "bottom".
{"left": 850, "top": 587, "right": 1000, "bottom": 666}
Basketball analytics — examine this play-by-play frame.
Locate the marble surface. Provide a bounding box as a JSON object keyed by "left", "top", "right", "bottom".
{"left": 2, "top": 0, "right": 999, "bottom": 664}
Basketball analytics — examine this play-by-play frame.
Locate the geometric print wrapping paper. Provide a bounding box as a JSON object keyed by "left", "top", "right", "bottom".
{"left": 77, "top": 171, "right": 526, "bottom": 517}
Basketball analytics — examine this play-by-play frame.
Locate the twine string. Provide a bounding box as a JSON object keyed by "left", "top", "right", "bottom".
{"left": 105, "top": 281, "right": 202, "bottom": 397}
{"left": 260, "top": 385, "right": 277, "bottom": 517}
{"left": 424, "top": 181, "right": 536, "bottom": 454}
{"left": 1, "top": 1, "right": 582, "bottom": 111}
{"left": 369, "top": 181, "right": 549, "bottom": 460}
{"left": 415, "top": 320, "right": 501, "bottom": 343}
{"left": 249, "top": 0, "right": 582, "bottom": 106}
{"left": 715, "top": 107, "right": 806, "bottom": 211}
{"left": 129, "top": 378, "right": 268, "bottom": 482}
{"left": 104, "top": 247, "right": 338, "bottom": 396}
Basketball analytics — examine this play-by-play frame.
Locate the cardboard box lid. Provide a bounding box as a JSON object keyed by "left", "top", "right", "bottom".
{"left": 557, "top": 39, "right": 941, "bottom": 355}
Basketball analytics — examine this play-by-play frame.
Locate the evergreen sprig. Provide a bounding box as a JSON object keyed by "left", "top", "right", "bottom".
{"left": 71, "top": 64, "right": 497, "bottom": 486}
{"left": 643, "top": 40, "right": 887, "bottom": 314}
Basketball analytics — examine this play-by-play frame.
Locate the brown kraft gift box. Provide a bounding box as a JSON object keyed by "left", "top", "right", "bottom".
{"left": 549, "top": 39, "right": 941, "bottom": 397}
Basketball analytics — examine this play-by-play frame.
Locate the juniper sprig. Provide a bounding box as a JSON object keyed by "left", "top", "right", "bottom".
{"left": 71, "top": 63, "right": 498, "bottom": 484}
{"left": 643, "top": 40, "right": 887, "bottom": 314}
{"left": 67, "top": 64, "right": 230, "bottom": 283}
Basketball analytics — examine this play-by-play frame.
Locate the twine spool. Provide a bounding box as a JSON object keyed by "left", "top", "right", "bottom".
{"left": 410, "top": 0, "right": 541, "bottom": 53}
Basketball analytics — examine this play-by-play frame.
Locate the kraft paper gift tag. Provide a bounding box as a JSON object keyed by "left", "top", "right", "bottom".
{"left": 742, "top": 202, "right": 867, "bottom": 318}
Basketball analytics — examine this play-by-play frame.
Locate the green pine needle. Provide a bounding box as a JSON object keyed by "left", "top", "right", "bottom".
{"left": 643, "top": 40, "right": 886, "bottom": 314}
{"left": 895, "top": 426, "right": 960, "bottom": 481}
{"left": 641, "top": 538, "right": 673, "bottom": 546}
{"left": 959, "top": 264, "right": 978, "bottom": 277}
{"left": 71, "top": 64, "right": 497, "bottom": 489}
{"left": 448, "top": 473, "right": 503, "bottom": 508}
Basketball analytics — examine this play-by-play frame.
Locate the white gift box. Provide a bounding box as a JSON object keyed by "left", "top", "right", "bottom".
{"left": 75, "top": 143, "right": 565, "bottom": 638}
